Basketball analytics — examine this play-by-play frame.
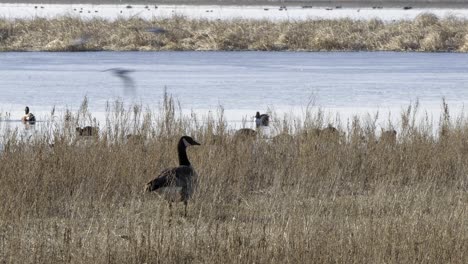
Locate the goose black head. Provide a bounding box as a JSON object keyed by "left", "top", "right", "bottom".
{"left": 25, "top": 106, "right": 30, "bottom": 115}
{"left": 180, "top": 136, "right": 201, "bottom": 148}
{"left": 255, "top": 112, "right": 261, "bottom": 118}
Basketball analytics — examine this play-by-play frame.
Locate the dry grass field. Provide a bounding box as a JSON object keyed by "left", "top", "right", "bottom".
{"left": 0, "top": 96, "right": 467, "bottom": 263}
{"left": 1, "top": 13, "right": 468, "bottom": 51}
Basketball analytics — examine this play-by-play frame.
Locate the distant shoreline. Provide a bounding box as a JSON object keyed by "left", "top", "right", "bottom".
{"left": 1, "top": 1, "right": 468, "bottom": 9}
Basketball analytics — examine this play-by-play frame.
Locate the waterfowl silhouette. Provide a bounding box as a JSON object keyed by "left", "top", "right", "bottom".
{"left": 234, "top": 128, "right": 257, "bottom": 141}
{"left": 145, "top": 136, "right": 201, "bottom": 217}
{"left": 255, "top": 112, "right": 269, "bottom": 128}
{"left": 380, "top": 129, "right": 397, "bottom": 144}
{"left": 21, "top": 106, "right": 36, "bottom": 123}
{"left": 103, "top": 68, "right": 136, "bottom": 96}
{"left": 76, "top": 126, "right": 99, "bottom": 136}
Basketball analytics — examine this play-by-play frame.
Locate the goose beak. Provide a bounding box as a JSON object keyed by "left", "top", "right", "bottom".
{"left": 193, "top": 140, "right": 201, "bottom": 146}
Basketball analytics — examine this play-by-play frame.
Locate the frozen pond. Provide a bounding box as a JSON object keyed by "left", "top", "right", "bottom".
{"left": 0, "top": 51, "right": 467, "bottom": 130}
{"left": 1, "top": 3, "right": 468, "bottom": 21}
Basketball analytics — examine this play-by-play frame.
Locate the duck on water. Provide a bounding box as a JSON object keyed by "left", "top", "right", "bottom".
{"left": 255, "top": 111, "right": 269, "bottom": 128}
{"left": 145, "top": 136, "right": 201, "bottom": 217}
{"left": 21, "top": 106, "right": 36, "bottom": 124}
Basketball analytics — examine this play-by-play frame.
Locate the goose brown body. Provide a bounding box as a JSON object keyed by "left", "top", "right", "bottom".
{"left": 145, "top": 136, "right": 200, "bottom": 216}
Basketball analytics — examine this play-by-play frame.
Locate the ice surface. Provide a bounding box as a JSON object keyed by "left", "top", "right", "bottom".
{"left": 0, "top": 51, "right": 467, "bottom": 131}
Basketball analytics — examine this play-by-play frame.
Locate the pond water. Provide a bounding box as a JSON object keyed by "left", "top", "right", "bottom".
{"left": 0, "top": 51, "right": 467, "bottom": 131}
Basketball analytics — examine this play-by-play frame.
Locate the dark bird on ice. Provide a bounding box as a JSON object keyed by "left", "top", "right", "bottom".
{"left": 145, "top": 136, "right": 201, "bottom": 217}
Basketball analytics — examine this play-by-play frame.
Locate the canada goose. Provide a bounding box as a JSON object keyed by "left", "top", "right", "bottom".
{"left": 145, "top": 136, "right": 201, "bottom": 217}
{"left": 104, "top": 68, "right": 134, "bottom": 76}
{"left": 21, "top": 106, "right": 36, "bottom": 123}
{"left": 320, "top": 125, "right": 338, "bottom": 136}
{"left": 234, "top": 128, "right": 257, "bottom": 141}
{"left": 76, "top": 126, "right": 99, "bottom": 136}
{"left": 307, "top": 125, "right": 338, "bottom": 137}
{"left": 302, "top": 125, "right": 339, "bottom": 142}
{"left": 380, "top": 129, "right": 397, "bottom": 144}
{"left": 255, "top": 112, "right": 269, "bottom": 127}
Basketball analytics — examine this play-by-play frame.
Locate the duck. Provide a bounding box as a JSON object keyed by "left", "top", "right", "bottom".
{"left": 380, "top": 129, "right": 397, "bottom": 144}
{"left": 21, "top": 106, "right": 36, "bottom": 123}
{"left": 145, "top": 136, "right": 201, "bottom": 217}
{"left": 233, "top": 128, "right": 257, "bottom": 141}
{"left": 75, "top": 126, "right": 99, "bottom": 136}
{"left": 255, "top": 112, "right": 269, "bottom": 128}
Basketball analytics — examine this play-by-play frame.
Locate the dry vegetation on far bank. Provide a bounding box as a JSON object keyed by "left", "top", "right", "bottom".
{"left": 1, "top": 13, "right": 468, "bottom": 51}
{"left": 0, "top": 97, "right": 468, "bottom": 263}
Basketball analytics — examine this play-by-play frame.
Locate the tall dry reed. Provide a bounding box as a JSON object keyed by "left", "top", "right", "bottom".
{"left": 0, "top": 96, "right": 467, "bottom": 263}
{"left": 1, "top": 13, "right": 468, "bottom": 51}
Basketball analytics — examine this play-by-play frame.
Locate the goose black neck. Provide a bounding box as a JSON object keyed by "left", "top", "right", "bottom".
{"left": 178, "top": 140, "right": 191, "bottom": 166}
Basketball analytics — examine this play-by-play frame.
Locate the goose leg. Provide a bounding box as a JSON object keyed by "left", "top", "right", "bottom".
{"left": 184, "top": 201, "right": 188, "bottom": 217}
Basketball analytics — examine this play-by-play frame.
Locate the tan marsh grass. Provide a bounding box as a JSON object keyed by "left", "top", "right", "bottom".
{"left": 0, "top": 97, "right": 467, "bottom": 263}
{"left": 1, "top": 13, "right": 468, "bottom": 51}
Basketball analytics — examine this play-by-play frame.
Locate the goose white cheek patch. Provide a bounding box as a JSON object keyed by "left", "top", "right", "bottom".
{"left": 183, "top": 138, "right": 190, "bottom": 147}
